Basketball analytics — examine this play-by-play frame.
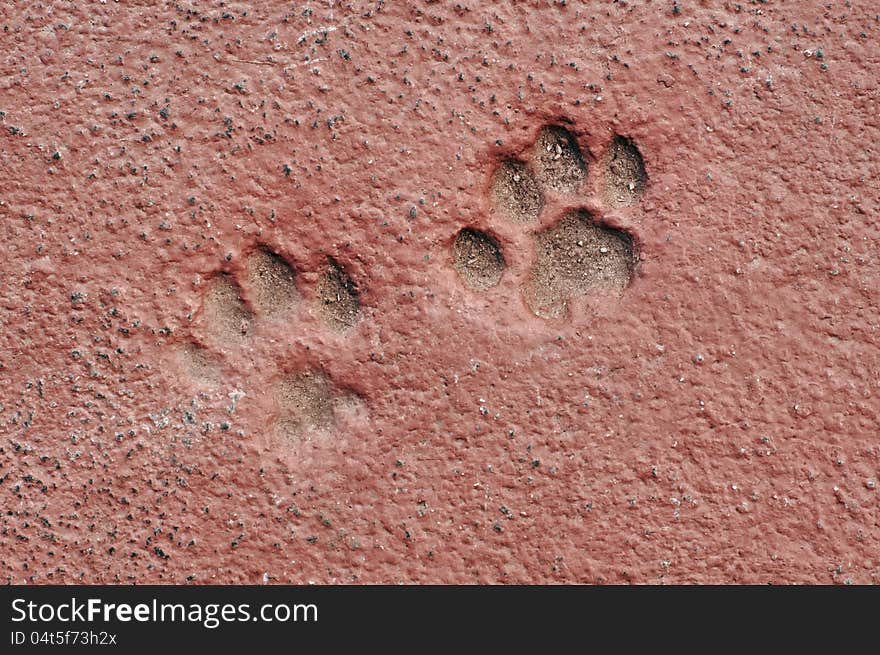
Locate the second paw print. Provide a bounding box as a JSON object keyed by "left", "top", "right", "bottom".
{"left": 179, "top": 244, "right": 365, "bottom": 463}
{"left": 453, "top": 124, "right": 648, "bottom": 319}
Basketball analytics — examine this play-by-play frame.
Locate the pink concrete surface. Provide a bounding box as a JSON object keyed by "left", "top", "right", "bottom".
{"left": 1, "top": 1, "right": 878, "bottom": 584}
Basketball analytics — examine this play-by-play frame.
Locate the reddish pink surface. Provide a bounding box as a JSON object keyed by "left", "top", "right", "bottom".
{"left": 1, "top": 1, "right": 878, "bottom": 584}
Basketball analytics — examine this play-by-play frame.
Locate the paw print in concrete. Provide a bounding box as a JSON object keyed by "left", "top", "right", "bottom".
{"left": 177, "top": 245, "right": 364, "bottom": 463}
{"left": 455, "top": 124, "right": 647, "bottom": 319}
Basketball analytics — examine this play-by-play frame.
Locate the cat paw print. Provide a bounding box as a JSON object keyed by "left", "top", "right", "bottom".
{"left": 453, "top": 124, "right": 647, "bottom": 319}
{"left": 177, "top": 245, "right": 365, "bottom": 465}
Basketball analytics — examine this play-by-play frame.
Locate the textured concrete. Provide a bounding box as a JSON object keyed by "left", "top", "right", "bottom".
{"left": 1, "top": 1, "right": 878, "bottom": 584}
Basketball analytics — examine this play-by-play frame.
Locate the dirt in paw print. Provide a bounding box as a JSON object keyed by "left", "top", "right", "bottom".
{"left": 452, "top": 228, "right": 506, "bottom": 291}
{"left": 490, "top": 160, "right": 545, "bottom": 224}
{"left": 454, "top": 122, "right": 648, "bottom": 319}
{"left": 202, "top": 274, "right": 253, "bottom": 344}
{"left": 603, "top": 135, "right": 648, "bottom": 207}
{"left": 273, "top": 368, "right": 361, "bottom": 454}
{"left": 317, "top": 258, "right": 360, "bottom": 331}
{"left": 531, "top": 125, "right": 588, "bottom": 194}
{"left": 246, "top": 247, "right": 300, "bottom": 316}
{"left": 524, "top": 210, "right": 635, "bottom": 319}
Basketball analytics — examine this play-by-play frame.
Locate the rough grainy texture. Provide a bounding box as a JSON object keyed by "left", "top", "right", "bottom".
{"left": 1, "top": 1, "right": 878, "bottom": 584}
{"left": 317, "top": 258, "right": 360, "bottom": 330}
{"left": 276, "top": 370, "right": 336, "bottom": 441}
{"left": 452, "top": 228, "right": 506, "bottom": 291}
{"left": 531, "top": 125, "right": 589, "bottom": 194}
{"left": 202, "top": 275, "right": 253, "bottom": 344}
{"left": 524, "top": 210, "right": 634, "bottom": 319}
{"left": 246, "top": 247, "right": 300, "bottom": 316}
{"left": 490, "top": 159, "right": 545, "bottom": 223}
{"left": 603, "top": 135, "right": 648, "bottom": 207}
{"left": 178, "top": 342, "right": 223, "bottom": 388}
